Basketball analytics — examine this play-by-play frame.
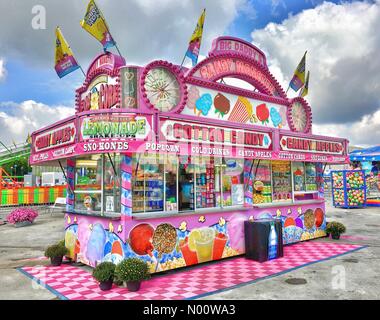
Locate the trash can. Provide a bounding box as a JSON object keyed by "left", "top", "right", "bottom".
{"left": 244, "top": 219, "right": 283, "bottom": 262}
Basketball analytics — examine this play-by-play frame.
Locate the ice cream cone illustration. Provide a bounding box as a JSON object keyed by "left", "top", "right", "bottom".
{"left": 228, "top": 96, "right": 253, "bottom": 123}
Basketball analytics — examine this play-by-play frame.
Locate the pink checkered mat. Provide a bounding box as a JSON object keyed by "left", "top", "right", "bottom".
{"left": 19, "top": 241, "right": 364, "bottom": 300}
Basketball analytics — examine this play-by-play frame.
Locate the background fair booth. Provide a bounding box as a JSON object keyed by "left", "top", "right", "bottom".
{"left": 350, "top": 146, "right": 380, "bottom": 207}
{"left": 30, "top": 36, "right": 349, "bottom": 272}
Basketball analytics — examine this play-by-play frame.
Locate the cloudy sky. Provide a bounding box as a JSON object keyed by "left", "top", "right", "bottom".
{"left": 0, "top": 0, "right": 379, "bottom": 148}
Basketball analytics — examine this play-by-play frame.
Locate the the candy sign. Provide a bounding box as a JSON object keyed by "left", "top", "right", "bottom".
{"left": 34, "top": 122, "right": 76, "bottom": 152}
{"left": 160, "top": 119, "right": 272, "bottom": 150}
{"left": 280, "top": 136, "right": 345, "bottom": 155}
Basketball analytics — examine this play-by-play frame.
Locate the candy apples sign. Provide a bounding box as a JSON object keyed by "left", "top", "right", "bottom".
{"left": 280, "top": 136, "right": 345, "bottom": 155}
{"left": 34, "top": 122, "right": 76, "bottom": 152}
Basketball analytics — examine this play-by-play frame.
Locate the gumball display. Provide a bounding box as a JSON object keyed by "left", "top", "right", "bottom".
{"left": 333, "top": 189, "right": 345, "bottom": 206}
{"left": 347, "top": 189, "right": 365, "bottom": 206}
{"left": 332, "top": 172, "right": 343, "bottom": 188}
{"left": 346, "top": 171, "right": 364, "bottom": 189}
{"left": 332, "top": 170, "right": 366, "bottom": 208}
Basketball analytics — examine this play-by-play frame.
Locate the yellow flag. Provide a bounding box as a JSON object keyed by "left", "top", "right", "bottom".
{"left": 54, "top": 27, "right": 80, "bottom": 78}
{"left": 185, "top": 9, "right": 206, "bottom": 66}
{"left": 26, "top": 133, "right": 32, "bottom": 145}
{"left": 300, "top": 71, "right": 310, "bottom": 98}
{"left": 80, "top": 0, "right": 116, "bottom": 50}
{"left": 289, "top": 51, "right": 307, "bottom": 92}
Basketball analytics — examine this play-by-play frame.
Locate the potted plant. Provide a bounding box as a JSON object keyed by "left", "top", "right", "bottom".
{"left": 326, "top": 221, "right": 346, "bottom": 240}
{"left": 6, "top": 208, "right": 38, "bottom": 227}
{"left": 92, "top": 262, "right": 116, "bottom": 291}
{"left": 45, "top": 241, "right": 68, "bottom": 266}
{"left": 115, "top": 258, "right": 150, "bottom": 292}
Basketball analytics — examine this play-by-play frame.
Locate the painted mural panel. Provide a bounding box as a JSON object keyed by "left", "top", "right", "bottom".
{"left": 64, "top": 203, "right": 326, "bottom": 273}
{"left": 182, "top": 85, "right": 289, "bottom": 130}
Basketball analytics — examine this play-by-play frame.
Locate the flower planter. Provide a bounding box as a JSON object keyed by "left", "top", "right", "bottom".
{"left": 126, "top": 281, "right": 141, "bottom": 292}
{"left": 331, "top": 234, "right": 340, "bottom": 240}
{"left": 99, "top": 280, "right": 113, "bottom": 291}
{"left": 50, "top": 256, "right": 64, "bottom": 266}
{"left": 14, "top": 221, "right": 33, "bottom": 228}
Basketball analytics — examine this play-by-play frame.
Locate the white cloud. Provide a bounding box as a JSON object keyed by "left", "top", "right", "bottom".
{"left": 0, "top": 58, "right": 6, "bottom": 82}
{"left": 0, "top": 100, "right": 73, "bottom": 145}
{"left": 251, "top": 0, "right": 380, "bottom": 146}
{"left": 314, "top": 108, "right": 380, "bottom": 147}
{"left": 0, "top": 0, "right": 249, "bottom": 68}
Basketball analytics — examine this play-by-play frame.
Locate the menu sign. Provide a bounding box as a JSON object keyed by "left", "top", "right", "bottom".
{"left": 280, "top": 135, "right": 345, "bottom": 155}
{"left": 34, "top": 122, "right": 76, "bottom": 152}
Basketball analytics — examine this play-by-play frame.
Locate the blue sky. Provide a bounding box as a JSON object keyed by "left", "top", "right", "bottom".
{"left": 0, "top": 0, "right": 345, "bottom": 107}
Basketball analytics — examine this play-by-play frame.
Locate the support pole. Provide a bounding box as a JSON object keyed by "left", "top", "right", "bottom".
{"left": 58, "top": 160, "right": 73, "bottom": 194}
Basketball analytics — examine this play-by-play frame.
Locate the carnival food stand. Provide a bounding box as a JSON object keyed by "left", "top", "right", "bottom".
{"left": 331, "top": 170, "right": 366, "bottom": 208}
{"left": 350, "top": 146, "right": 380, "bottom": 206}
{"left": 30, "top": 36, "right": 349, "bottom": 272}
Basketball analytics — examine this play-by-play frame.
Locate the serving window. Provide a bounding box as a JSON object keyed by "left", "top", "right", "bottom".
{"left": 272, "top": 161, "right": 292, "bottom": 202}
{"left": 74, "top": 154, "right": 121, "bottom": 214}
{"left": 252, "top": 160, "right": 272, "bottom": 204}
{"left": 132, "top": 155, "right": 245, "bottom": 214}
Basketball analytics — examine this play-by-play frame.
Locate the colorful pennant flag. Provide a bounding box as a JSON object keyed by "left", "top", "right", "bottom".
{"left": 54, "top": 27, "right": 80, "bottom": 78}
{"left": 289, "top": 51, "right": 307, "bottom": 92}
{"left": 80, "top": 0, "right": 116, "bottom": 51}
{"left": 300, "top": 70, "right": 310, "bottom": 98}
{"left": 185, "top": 9, "right": 206, "bottom": 67}
{"left": 26, "top": 133, "right": 32, "bottom": 145}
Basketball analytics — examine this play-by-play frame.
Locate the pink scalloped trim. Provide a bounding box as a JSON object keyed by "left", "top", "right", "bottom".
{"left": 286, "top": 97, "right": 312, "bottom": 134}
{"left": 140, "top": 60, "right": 188, "bottom": 114}
{"left": 185, "top": 76, "right": 289, "bottom": 106}
{"left": 185, "top": 52, "right": 287, "bottom": 99}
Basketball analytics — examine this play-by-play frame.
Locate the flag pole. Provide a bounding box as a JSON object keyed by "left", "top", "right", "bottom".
{"left": 79, "top": 66, "right": 86, "bottom": 77}
{"left": 114, "top": 44, "right": 123, "bottom": 58}
{"left": 56, "top": 26, "right": 86, "bottom": 79}
{"left": 179, "top": 54, "right": 187, "bottom": 70}
{"left": 94, "top": 0, "right": 124, "bottom": 58}
{"left": 179, "top": 8, "right": 206, "bottom": 71}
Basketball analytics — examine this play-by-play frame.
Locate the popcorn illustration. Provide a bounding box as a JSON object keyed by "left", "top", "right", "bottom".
{"left": 179, "top": 221, "right": 187, "bottom": 232}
